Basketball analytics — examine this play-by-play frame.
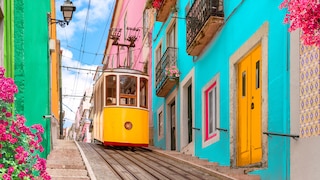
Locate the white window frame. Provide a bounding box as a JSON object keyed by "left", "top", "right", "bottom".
{"left": 202, "top": 73, "right": 220, "bottom": 147}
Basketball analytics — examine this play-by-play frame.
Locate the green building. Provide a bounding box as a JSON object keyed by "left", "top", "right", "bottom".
{"left": 12, "top": 0, "right": 51, "bottom": 158}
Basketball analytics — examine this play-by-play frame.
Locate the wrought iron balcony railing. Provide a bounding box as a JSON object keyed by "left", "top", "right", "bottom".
{"left": 155, "top": 47, "right": 178, "bottom": 97}
{"left": 186, "top": 0, "right": 224, "bottom": 56}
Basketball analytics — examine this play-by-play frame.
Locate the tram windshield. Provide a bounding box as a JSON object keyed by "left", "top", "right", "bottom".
{"left": 104, "top": 74, "right": 148, "bottom": 108}
{"left": 119, "top": 75, "right": 137, "bottom": 106}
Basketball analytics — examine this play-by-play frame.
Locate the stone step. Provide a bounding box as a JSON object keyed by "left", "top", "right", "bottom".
{"left": 231, "top": 174, "right": 260, "bottom": 180}
{"left": 47, "top": 169, "right": 88, "bottom": 177}
{"left": 47, "top": 158, "right": 84, "bottom": 163}
{"left": 51, "top": 176, "right": 90, "bottom": 180}
{"left": 47, "top": 154, "right": 83, "bottom": 161}
{"left": 47, "top": 163, "right": 86, "bottom": 169}
{"left": 53, "top": 146, "right": 79, "bottom": 150}
{"left": 47, "top": 140, "right": 90, "bottom": 180}
{"left": 49, "top": 149, "right": 80, "bottom": 154}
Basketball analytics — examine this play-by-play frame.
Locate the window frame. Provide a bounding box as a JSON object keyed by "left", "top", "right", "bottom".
{"left": 139, "top": 77, "right": 148, "bottom": 108}
{"left": 202, "top": 74, "right": 220, "bottom": 147}
{"left": 119, "top": 75, "right": 137, "bottom": 107}
{"left": 166, "top": 21, "right": 176, "bottom": 48}
{"left": 105, "top": 75, "right": 117, "bottom": 106}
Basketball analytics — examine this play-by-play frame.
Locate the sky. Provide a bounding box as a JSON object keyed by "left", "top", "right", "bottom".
{"left": 55, "top": 0, "right": 115, "bottom": 127}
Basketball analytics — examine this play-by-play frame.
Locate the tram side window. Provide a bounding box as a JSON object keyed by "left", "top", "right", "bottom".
{"left": 120, "top": 75, "right": 137, "bottom": 106}
{"left": 140, "top": 78, "right": 148, "bottom": 108}
{"left": 105, "top": 75, "right": 117, "bottom": 106}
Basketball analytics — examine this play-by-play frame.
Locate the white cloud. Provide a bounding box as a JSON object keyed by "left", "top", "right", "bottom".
{"left": 60, "top": 48, "right": 97, "bottom": 126}
{"left": 57, "top": 0, "right": 114, "bottom": 41}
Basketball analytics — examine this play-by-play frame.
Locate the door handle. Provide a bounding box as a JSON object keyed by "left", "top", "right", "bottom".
{"left": 251, "top": 102, "right": 254, "bottom": 109}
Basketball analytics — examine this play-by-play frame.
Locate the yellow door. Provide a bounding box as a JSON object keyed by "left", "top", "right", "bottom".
{"left": 237, "top": 45, "right": 262, "bottom": 166}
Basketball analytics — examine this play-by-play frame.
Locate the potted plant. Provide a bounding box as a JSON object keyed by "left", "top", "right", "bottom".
{"left": 165, "top": 65, "right": 180, "bottom": 80}
{"left": 152, "top": 0, "right": 163, "bottom": 10}
{"left": 145, "top": 0, "right": 153, "bottom": 9}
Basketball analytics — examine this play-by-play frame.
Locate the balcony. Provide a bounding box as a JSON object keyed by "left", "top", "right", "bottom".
{"left": 156, "top": 47, "right": 178, "bottom": 97}
{"left": 186, "top": 0, "right": 224, "bottom": 56}
{"left": 156, "top": 0, "right": 177, "bottom": 22}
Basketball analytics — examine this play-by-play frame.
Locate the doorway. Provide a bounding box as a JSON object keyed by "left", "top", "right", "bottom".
{"left": 170, "top": 101, "right": 176, "bottom": 150}
{"left": 180, "top": 72, "right": 194, "bottom": 154}
{"left": 237, "top": 45, "right": 262, "bottom": 166}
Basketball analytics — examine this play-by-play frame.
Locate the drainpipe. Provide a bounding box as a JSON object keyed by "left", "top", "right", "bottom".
{"left": 59, "top": 50, "right": 64, "bottom": 139}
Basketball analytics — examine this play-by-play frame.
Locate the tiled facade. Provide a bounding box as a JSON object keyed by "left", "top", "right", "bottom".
{"left": 300, "top": 45, "right": 320, "bottom": 137}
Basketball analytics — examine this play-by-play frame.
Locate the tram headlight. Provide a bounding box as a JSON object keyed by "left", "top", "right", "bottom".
{"left": 124, "top": 121, "right": 133, "bottom": 130}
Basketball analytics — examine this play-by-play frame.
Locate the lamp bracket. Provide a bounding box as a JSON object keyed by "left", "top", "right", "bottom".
{"left": 50, "top": 18, "right": 68, "bottom": 27}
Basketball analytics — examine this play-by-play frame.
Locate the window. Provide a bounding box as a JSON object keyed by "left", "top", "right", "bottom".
{"left": 124, "top": 12, "right": 127, "bottom": 41}
{"left": 203, "top": 75, "right": 220, "bottom": 146}
{"left": 119, "top": 75, "right": 137, "bottom": 106}
{"left": 157, "top": 106, "right": 164, "bottom": 139}
{"left": 140, "top": 78, "right": 148, "bottom": 108}
{"left": 155, "top": 44, "right": 162, "bottom": 86}
{"left": 143, "top": 10, "right": 148, "bottom": 38}
{"left": 156, "top": 44, "right": 162, "bottom": 65}
{"left": 256, "top": 60, "right": 260, "bottom": 89}
{"left": 105, "top": 75, "right": 117, "bottom": 105}
{"left": 207, "top": 83, "right": 217, "bottom": 138}
{"left": 242, "top": 71, "right": 246, "bottom": 97}
{"left": 167, "top": 22, "right": 176, "bottom": 48}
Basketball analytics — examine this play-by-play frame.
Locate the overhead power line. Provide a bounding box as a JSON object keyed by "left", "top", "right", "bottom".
{"left": 61, "top": 65, "right": 99, "bottom": 72}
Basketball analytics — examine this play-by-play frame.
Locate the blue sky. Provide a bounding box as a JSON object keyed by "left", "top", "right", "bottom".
{"left": 56, "top": 0, "right": 115, "bottom": 127}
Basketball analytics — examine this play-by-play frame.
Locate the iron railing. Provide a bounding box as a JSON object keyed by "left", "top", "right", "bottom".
{"left": 186, "top": 0, "right": 224, "bottom": 48}
{"left": 155, "top": 47, "right": 178, "bottom": 90}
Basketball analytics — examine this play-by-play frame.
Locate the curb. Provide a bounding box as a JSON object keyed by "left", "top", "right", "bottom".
{"left": 75, "top": 141, "right": 97, "bottom": 180}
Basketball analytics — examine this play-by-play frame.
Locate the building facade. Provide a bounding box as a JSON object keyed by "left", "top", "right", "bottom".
{"left": 75, "top": 88, "right": 93, "bottom": 142}
{"left": 152, "top": 0, "right": 292, "bottom": 179}
{"left": 49, "top": 0, "right": 63, "bottom": 144}
{"left": 290, "top": 29, "right": 320, "bottom": 179}
{"left": 14, "top": 0, "right": 52, "bottom": 157}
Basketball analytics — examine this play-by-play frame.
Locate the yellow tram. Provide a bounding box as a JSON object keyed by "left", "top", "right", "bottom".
{"left": 92, "top": 68, "right": 149, "bottom": 147}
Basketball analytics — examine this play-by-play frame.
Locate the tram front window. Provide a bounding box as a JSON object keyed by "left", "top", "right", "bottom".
{"left": 106, "top": 75, "right": 117, "bottom": 106}
{"left": 120, "top": 75, "right": 137, "bottom": 106}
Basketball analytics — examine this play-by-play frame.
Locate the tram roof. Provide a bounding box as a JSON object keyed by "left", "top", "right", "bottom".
{"left": 102, "top": 68, "right": 148, "bottom": 76}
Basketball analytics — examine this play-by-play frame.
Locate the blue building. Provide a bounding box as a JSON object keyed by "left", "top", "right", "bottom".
{"left": 151, "top": 0, "right": 293, "bottom": 179}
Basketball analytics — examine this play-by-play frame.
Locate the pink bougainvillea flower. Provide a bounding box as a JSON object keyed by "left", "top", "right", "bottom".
{"left": 280, "top": 0, "right": 320, "bottom": 47}
{"left": 152, "top": 0, "right": 163, "bottom": 10}
{"left": 0, "top": 66, "right": 50, "bottom": 180}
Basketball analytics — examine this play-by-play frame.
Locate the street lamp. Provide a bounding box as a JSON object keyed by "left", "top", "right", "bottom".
{"left": 49, "top": 0, "right": 76, "bottom": 27}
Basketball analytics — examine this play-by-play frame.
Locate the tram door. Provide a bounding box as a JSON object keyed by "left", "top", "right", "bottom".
{"left": 237, "top": 45, "right": 262, "bottom": 166}
{"left": 170, "top": 101, "right": 176, "bottom": 150}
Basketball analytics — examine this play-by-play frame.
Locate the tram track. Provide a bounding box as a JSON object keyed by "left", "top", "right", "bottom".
{"left": 84, "top": 143, "right": 222, "bottom": 180}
